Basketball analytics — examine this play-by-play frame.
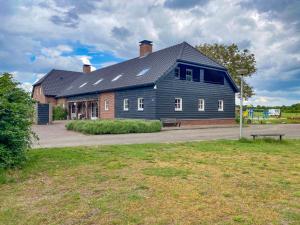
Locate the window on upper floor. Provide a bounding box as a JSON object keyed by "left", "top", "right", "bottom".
{"left": 186, "top": 69, "right": 193, "bottom": 81}
{"left": 218, "top": 100, "right": 224, "bottom": 111}
{"left": 174, "top": 67, "right": 180, "bottom": 79}
{"left": 123, "top": 99, "right": 129, "bottom": 111}
{"left": 79, "top": 82, "right": 87, "bottom": 88}
{"left": 137, "top": 98, "right": 144, "bottom": 111}
{"left": 198, "top": 99, "right": 205, "bottom": 111}
{"left": 204, "top": 69, "right": 225, "bottom": 85}
{"left": 175, "top": 98, "right": 182, "bottom": 111}
{"left": 137, "top": 68, "right": 150, "bottom": 76}
{"left": 112, "top": 74, "right": 123, "bottom": 82}
{"left": 93, "top": 78, "right": 103, "bottom": 85}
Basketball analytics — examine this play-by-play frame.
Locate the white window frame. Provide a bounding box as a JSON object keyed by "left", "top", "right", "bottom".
{"left": 186, "top": 69, "right": 193, "bottom": 81}
{"left": 104, "top": 99, "right": 109, "bottom": 111}
{"left": 123, "top": 99, "right": 129, "bottom": 111}
{"left": 218, "top": 100, "right": 224, "bottom": 111}
{"left": 198, "top": 99, "right": 205, "bottom": 111}
{"left": 137, "top": 98, "right": 144, "bottom": 111}
{"left": 175, "top": 67, "right": 180, "bottom": 79}
{"left": 91, "top": 102, "right": 98, "bottom": 119}
{"left": 175, "top": 98, "right": 182, "bottom": 111}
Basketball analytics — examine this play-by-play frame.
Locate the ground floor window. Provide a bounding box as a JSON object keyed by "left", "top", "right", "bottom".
{"left": 175, "top": 98, "right": 182, "bottom": 111}
{"left": 218, "top": 100, "right": 224, "bottom": 111}
{"left": 104, "top": 99, "right": 109, "bottom": 111}
{"left": 198, "top": 99, "right": 205, "bottom": 111}
{"left": 123, "top": 99, "right": 129, "bottom": 111}
{"left": 137, "top": 98, "right": 144, "bottom": 111}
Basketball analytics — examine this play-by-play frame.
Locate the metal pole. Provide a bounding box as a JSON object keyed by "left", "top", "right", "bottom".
{"left": 239, "top": 77, "right": 243, "bottom": 139}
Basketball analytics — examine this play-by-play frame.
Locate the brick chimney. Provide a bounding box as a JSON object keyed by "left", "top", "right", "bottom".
{"left": 83, "top": 64, "right": 91, "bottom": 73}
{"left": 139, "top": 40, "right": 152, "bottom": 57}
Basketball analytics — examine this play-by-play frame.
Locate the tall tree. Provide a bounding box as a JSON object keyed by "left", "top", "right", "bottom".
{"left": 196, "top": 43, "right": 257, "bottom": 99}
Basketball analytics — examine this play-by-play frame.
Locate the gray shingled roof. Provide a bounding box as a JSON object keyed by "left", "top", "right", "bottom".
{"left": 57, "top": 42, "right": 229, "bottom": 97}
{"left": 33, "top": 69, "right": 83, "bottom": 96}
{"left": 34, "top": 42, "right": 237, "bottom": 98}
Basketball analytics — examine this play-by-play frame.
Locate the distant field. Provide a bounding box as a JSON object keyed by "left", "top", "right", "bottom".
{"left": 236, "top": 112, "right": 300, "bottom": 124}
{"left": 1, "top": 140, "right": 300, "bottom": 225}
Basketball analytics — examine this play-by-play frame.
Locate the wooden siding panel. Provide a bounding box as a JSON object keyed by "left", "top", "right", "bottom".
{"left": 115, "top": 86, "right": 157, "bottom": 119}
{"left": 156, "top": 66, "right": 236, "bottom": 119}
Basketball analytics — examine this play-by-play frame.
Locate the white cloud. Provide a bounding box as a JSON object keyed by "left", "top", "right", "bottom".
{"left": 0, "top": 0, "right": 299, "bottom": 106}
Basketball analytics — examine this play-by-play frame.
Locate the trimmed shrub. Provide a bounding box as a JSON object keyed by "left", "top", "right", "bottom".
{"left": 53, "top": 106, "right": 67, "bottom": 120}
{"left": 66, "top": 119, "right": 162, "bottom": 134}
{"left": 0, "top": 73, "right": 35, "bottom": 168}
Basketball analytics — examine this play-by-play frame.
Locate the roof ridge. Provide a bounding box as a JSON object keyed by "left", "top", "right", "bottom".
{"left": 185, "top": 42, "right": 226, "bottom": 69}
{"left": 177, "top": 42, "right": 186, "bottom": 60}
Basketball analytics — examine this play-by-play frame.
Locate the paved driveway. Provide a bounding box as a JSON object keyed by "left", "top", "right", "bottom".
{"left": 32, "top": 121, "right": 300, "bottom": 148}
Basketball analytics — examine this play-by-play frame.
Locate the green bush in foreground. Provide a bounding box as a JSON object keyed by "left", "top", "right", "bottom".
{"left": 0, "top": 73, "right": 35, "bottom": 168}
{"left": 66, "top": 119, "right": 162, "bottom": 134}
{"left": 53, "top": 106, "right": 67, "bottom": 120}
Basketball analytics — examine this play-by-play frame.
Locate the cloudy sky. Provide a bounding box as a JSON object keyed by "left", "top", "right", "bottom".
{"left": 0, "top": 0, "right": 299, "bottom": 106}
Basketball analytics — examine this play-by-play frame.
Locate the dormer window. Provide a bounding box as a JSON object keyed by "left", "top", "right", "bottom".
{"left": 186, "top": 69, "right": 193, "bottom": 81}
{"left": 175, "top": 67, "right": 180, "bottom": 79}
{"left": 112, "top": 74, "right": 122, "bottom": 82}
{"left": 79, "top": 82, "right": 87, "bottom": 88}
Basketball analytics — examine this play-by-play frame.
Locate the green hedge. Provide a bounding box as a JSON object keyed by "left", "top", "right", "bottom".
{"left": 53, "top": 106, "right": 67, "bottom": 120}
{"left": 65, "top": 119, "right": 162, "bottom": 134}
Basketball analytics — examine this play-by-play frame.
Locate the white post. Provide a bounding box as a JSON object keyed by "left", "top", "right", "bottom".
{"left": 239, "top": 78, "right": 243, "bottom": 139}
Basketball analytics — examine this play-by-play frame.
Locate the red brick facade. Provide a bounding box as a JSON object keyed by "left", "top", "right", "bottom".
{"left": 32, "top": 85, "right": 57, "bottom": 105}
{"left": 179, "top": 118, "right": 236, "bottom": 126}
{"left": 99, "top": 92, "right": 115, "bottom": 119}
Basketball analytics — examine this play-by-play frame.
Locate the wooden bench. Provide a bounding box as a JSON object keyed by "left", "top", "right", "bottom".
{"left": 161, "top": 118, "right": 181, "bottom": 127}
{"left": 250, "top": 133, "right": 285, "bottom": 141}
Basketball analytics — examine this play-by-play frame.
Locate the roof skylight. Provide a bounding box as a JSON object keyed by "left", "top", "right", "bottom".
{"left": 112, "top": 74, "right": 123, "bottom": 82}
{"left": 93, "top": 78, "right": 103, "bottom": 85}
{"left": 136, "top": 68, "right": 150, "bottom": 76}
{"left": 79, "top": 82, "right": 87, "bottom": 88}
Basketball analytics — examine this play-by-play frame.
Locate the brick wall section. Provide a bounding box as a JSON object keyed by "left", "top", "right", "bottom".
{"left": 99, "top": 92, "right": 115, "bottom": 119}
{"left": 179, "top": 118, "right": 236, "bottom": 126}
{"left": 32, "top": 85, "right": 57, "bottom": 105}
{"left": 32, "top": 85, "right": 46, "bottom": 103}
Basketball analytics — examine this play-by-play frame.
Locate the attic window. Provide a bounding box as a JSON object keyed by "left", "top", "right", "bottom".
{"left": 93, "top": 78, "right": 103, "bottom": 85}
{"left": 79, "top": 82, "right": 87, "bottom": 88}
{"left": 112, "top": 74, "right": 123, "bottom": 82}
{"left": 136, "top": 68, "right": 150, "bottom": 76}
{"left": 66, "top": 86, "right": 73, "bottom": 90}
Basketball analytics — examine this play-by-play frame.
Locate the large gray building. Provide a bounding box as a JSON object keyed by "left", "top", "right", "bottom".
{"left": 32, "top": 40, "right": 238, "bottom": 125}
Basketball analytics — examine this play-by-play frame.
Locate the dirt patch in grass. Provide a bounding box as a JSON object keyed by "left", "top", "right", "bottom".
{"left": 0, "top": 139, "right": 300, "bottom": 225}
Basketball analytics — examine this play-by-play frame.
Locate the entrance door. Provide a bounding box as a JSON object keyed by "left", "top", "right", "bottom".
{"left": 91, "top": 102, "right": 98, "bottom": 120}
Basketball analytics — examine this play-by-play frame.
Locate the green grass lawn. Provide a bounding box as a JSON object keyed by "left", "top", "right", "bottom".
{"left": 0, "top": 140, "right": 300, "bottom": 225}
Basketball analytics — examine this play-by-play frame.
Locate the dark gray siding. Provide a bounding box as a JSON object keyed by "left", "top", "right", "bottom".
{"left": 115, "top": 86, "right": 157, "bottom": 119}
{"left": 37, "top": 103, "right": 50, "bottom": 125}
{"left": 156, "top": 64, "right": 236, "bottom": 119}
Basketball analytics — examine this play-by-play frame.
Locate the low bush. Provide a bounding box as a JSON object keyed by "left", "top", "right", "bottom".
{"left": 53, "top": 106, "right": 67, "bottom": 120}
{"left": 65, "top": 119, "right": 162, "bottom": 134}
